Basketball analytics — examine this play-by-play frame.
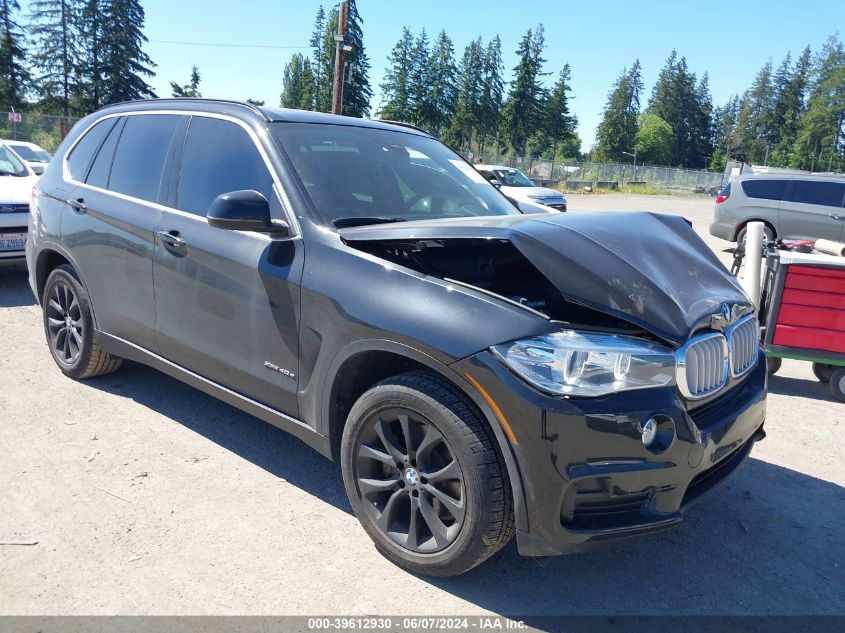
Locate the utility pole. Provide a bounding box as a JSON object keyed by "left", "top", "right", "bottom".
{"left": 331, "top": 1, "right": 349, "bottom": 115}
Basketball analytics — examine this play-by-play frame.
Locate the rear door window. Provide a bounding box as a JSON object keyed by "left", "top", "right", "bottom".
{"left": 176, "top": 116, "right": 274, "bottom": 216}
{"left": 107, "top": 114, "right": 182, "bottom": 204}
{"left": 67, "top": 118, "right": 117, "bottom": 181}
{"left": 741, "top": 179, "right": 787, "bottom": 201}
{"left": 86, "top": 117, "right": 126, "bottom": 189}
{"left": 791, "top": 180, "right": 845, "bottom": 208}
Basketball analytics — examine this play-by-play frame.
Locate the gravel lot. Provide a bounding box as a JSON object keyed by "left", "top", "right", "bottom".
{"left": 1, "top": 194, "right": 843, "bottom": 619}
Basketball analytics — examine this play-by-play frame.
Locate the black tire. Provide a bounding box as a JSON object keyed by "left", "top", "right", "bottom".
{"left": 766, "top": 356, "right": 782, "bottom": 375}
{"left": 829, "top": 368, "right": 845, "bottom": 403}
{"left": 812, "top": 362, "right": 834, "bottom": 384}
{"left": 340, "top": 371, "right": 514, "bottom": 577}
{"left": 736, "top": 223, "right": 775, "bottom": 247}
{"left": 42, "top": 264, "right": 123, "bottom": 379}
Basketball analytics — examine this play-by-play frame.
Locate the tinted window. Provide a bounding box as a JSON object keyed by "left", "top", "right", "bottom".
{"left": 792, "top": 180, "right": 845, "bottom": 208}
{"left": 741, "top": 179, "right": 787, "bottom": 200}
{"left": 177, "top": 117, "right": 273, "bottom": 216}
{"left": 86, "top": 117, "right": 125, "bottom": 189}
{"left": 108, "top": 115, "right": 181, "bottom": 203}
{"left": 67, "top": 118, "right": 117, "bottom": 181}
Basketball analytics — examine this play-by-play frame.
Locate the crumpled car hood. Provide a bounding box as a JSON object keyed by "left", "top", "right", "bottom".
{"left": 339, "top": 211, "right": 752, "bottom": 345}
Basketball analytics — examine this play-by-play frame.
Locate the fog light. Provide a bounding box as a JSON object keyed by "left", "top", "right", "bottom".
{"left": 640, "top": 417, "right": 658, "bottom": 447}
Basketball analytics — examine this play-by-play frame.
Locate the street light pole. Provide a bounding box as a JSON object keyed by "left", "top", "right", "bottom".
{"left": 622, "top": 148, "right": 637, "bottom": 182}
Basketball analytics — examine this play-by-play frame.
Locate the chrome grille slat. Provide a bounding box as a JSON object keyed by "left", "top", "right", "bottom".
{"left": 677, "top": 333, "right": 728, "bottom": 400}
{"left": 726, "top": 314, "right": 759, "bottom": 378}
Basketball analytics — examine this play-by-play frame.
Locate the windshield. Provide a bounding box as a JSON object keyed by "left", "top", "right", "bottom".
{"left": 492, "top": 168, "right": 533, "bottom": 187}
{"left": 271, "top": 122, "right": 521, "bottom": 225}
{"left": 9, "top": 144, "right": 50, "bottom": 162}
{"left": 0, "top": 146, "right": 29, "bottom": 176}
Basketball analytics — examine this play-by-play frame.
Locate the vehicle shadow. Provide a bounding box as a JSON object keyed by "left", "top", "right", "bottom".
{"left": 87, "top": 362, "right": 844, "bottom": 618}
{"left": 768, "top": 374, "right": 836, "bottom": 402}
{"left": 0, "top": 263, "right": 36, "bottom": 307}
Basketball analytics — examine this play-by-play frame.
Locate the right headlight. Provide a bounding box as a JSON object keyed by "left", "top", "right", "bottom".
{"left": 491, "top": 330, "right": 676, "bottom": 397}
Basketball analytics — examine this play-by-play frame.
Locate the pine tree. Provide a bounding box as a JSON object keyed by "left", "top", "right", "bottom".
{"left": 691, "top": 73, "right": 714, "bottom": 167}
{"left": 377, "top": 27, "right": 414, "bottom": 122}
{"left": 408, "top": 28, "right": 430, "bottom": 128}
{"left": 770, "top": 47, "right": 811, "bottom": 166}
{"left": 170, "top": 65, "right": 200, "bottom": 98}
{"left": 501, "top": 26, "right": 547, "bottom": 156}
{"left": 709, "top": 94, "right": 741, "bottom": 170}
{"left": 542, "top": 64, "right": 578, "bottom": 158}
{"left": 309, "top": 5, "right": 325, "bottom": 99}
{"left": 77, "top": 0, "right": 105, "bottom": 110}
{"left": 28, "top": 0, "right": 79, "bottom": 116}
{"left": 426, "top": 29, "right": 457, "bottom": 138}
{"left": 280, "top": 52, "right": 316, "bottom": 110}
{"left": 792, "top": 35, "right": 845, "bottom": 171}
{"left": 477, "top": 35, "right": 503, "bottom": 151}
{"left": 593, "top": 61, "right": 642, "bottom": 162}
{"left": 99, "top": 0, "right": 156, "bottom": 104}
{"left": 0, "top": 0, "right": 29, "bottom": 109}
{"left": 732, "top": 60, "right": 776, "bottom": 163}
{"left": 442, "top": 37, "right": 484, "bottom": 149}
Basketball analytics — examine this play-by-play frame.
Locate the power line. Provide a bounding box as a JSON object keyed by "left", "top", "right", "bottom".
{"left": 149, "top": 38, "right": 309, "bottom": 50}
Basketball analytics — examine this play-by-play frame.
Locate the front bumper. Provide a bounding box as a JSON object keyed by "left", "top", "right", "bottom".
{"left": 453, "top": 347, "right": 767, "bottom": 556}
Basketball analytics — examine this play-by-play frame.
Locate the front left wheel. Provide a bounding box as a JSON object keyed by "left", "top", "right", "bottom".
{"left": 340, "top": 371, "right": 514, "bottom": 577}
{"left": 42, "top": 265, "right": 123, "bottom": 379}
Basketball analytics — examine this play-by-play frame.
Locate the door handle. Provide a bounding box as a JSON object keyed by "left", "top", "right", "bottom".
{"left": 67, "top": 198, "right": 87, "bottom": 213}
{"left": 156, "top": 230, "right": 186, "bottom": 248}
{"left": 830, "top": 213, "right": 843, "bottom": 220}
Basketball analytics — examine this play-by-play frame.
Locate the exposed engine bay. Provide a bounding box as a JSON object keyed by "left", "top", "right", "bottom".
{"left": 348, "top": 237, "right": 647, "bottom": 336}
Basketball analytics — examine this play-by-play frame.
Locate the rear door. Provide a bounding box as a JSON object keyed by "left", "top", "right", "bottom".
{"left": 61, "top": 113, "right": 184, "bottom": 351}
{"left": 152, "top": 115, "right": 303, "bottom": 417}
{"left": 778, "top": 179, "right": 845, "bottom": 241}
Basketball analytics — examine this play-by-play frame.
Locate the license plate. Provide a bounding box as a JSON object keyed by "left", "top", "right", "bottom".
{"left": 0, "top": 232, "right": 26, "bottom": 251}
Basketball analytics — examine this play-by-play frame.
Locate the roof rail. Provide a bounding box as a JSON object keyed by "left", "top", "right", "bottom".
{"left": 376, "top": 119, "right": 430, "bottom": 135}
{"left": 92, "top": 98, "right": 271, "bottom": 121}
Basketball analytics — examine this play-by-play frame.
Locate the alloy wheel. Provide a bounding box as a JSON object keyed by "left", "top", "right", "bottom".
{"left": 46, "top": 280, "right": 83, "bottom": 365}
{"left": 354, "top": 407, "right": 465, "bottom": 553}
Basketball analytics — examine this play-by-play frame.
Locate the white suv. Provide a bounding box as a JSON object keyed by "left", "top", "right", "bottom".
{"left": 475, "top": 164, "right": 567, "bottom": 212}
{"left": 0, "top": 143, "right": 39, "bottom": 264}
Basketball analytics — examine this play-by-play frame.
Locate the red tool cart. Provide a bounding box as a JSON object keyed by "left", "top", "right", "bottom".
{"left": 760, "top": 250, "right": 845, "bottom": 401}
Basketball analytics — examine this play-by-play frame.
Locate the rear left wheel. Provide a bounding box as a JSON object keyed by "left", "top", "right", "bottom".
{"left": 340, "top": 371, "right": 514, "bottom": 577}
{"left": 42, "top": 265, "right": 123, "bottom": 379}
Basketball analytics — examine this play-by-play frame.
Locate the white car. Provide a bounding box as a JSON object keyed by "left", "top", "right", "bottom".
{"left": 0, "top": 143, "right": 39, "bottom": 264}
{"left": 4, "top": 140, "right": 52, "bottom": 175}
{"left": 475, "top": 164, "right": 567, "bottom": 212}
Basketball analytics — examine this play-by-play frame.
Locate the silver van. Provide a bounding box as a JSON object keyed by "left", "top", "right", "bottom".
{"left": 709, "top": 174, "right": 845, "bottom": 243}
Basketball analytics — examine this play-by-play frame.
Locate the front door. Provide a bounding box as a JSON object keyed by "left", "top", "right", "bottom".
{"left": 152, "top": 115, "right": 302, "bottom": 417}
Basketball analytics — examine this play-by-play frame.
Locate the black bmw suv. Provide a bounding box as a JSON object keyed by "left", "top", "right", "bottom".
{"left": 27, "top": 99, "right": 766, "bottom": 576}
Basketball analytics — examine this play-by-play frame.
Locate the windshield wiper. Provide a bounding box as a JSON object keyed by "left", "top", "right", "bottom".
{"left": 332, "top": 216, "right": 407, "bottom": 228}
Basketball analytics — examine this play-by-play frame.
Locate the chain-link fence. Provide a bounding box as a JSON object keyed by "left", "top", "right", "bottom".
{"left": 461, "top": 151, "right": 724, "bottom": 194}
{"left": 1, "top": 112, "right": 83, "bottom": 153}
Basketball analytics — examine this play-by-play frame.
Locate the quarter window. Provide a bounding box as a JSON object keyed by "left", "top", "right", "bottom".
{"left": 86, "top": 118, "right": 125, "bottom": 189}
{"left": 67, "top": 118, "right": 117, "bottom": 181}
{"left": 108, "top": 114, "right": 181, "bottom": 204}
{"left": 741, "top": 179, "right": 787, "bottom": 201}
{"left": 792, "top": 180, "right": 845, "bottom": 208}
{"left": 177, "top": 117, "right": 274, "bottom": 216}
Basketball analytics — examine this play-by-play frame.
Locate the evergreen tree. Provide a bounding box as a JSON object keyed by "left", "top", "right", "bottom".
{"left": 408, "top": 28, "right": 430, "bottom": 127}
{"left": 770, "top": 47, "right": 811, "bottom": 166}
{"left": 77, "top": 0, "right": 105, "bottom": 110}
{"left": 732, "top": 60, "right": 776, "bottom": 163}
{"left": 170, "top": 65, "right": 200, "bottom": 98}
{"left": 377, "top": 27, "right": 414, "bottom": 122}
{"left": 691, "top": 73, "right": 714, "bottom": 167}
{"left": 709, "top": 94, "right": 741, "bottom": 170}
{"left": 442, "top": 37, "right": 484, "bottom": 149}
{"left": 425, "top": 29, "right": 457, "bottom": 138}
{"left": 99, "top": 0, "right": 156, "bottom": 104}
{"left": 0, "top": 0, "right": 29, "bottom": 109}
{"left": 501, "top": 26, "right": 547, "bottom": 156}
{"left": 477, "top": 35, "right": 503, "bottom": 151}
{"left": 280, "top": 52, "right": 316, "bottom": 110}
{"left": 542, "top": 64, "right": 578, "bottom": 158}
{"left": 792, "top": 35, "right": 845, "bottom": 171}
{"left": 309, "top": 5, "right": 325, "bottom": 99}
{"left": 28, "top": 0, "right": 79, "bottom": 116}
{"left": 593, "top": 61, "right": 642, "bottom": 162}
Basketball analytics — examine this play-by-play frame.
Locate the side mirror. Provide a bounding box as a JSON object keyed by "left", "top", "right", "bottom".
{"left": 207, "top": 190, "right": 289, "bottom": 235}
{"left": 31, "top": 164, "right": 45, "bottom": 175}
{"left": 528, "top": 179, "right": 536, "bottom": 186}
{"left": 489, "top": 179, "right": 501, "bottom": 188}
